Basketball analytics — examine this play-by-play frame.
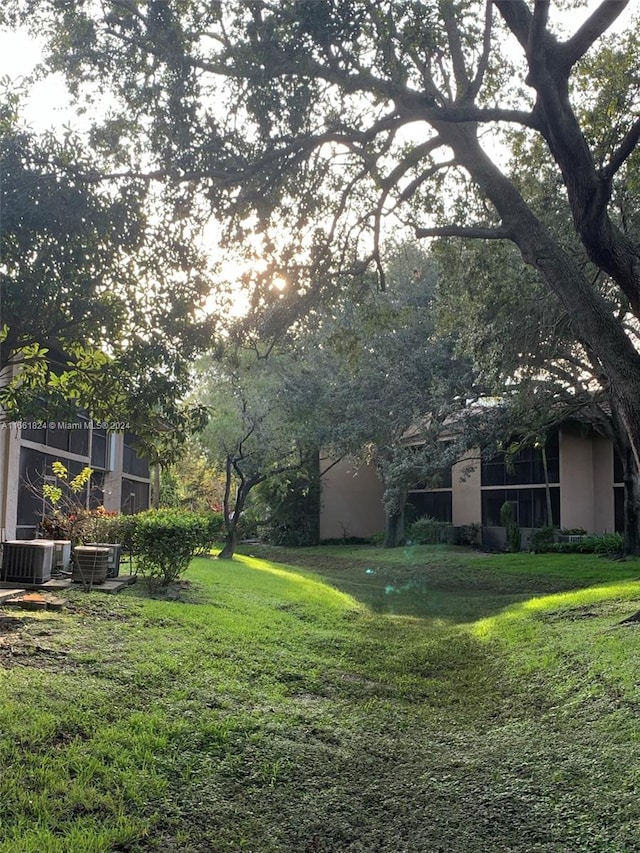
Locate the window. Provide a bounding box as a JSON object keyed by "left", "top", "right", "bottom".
{"left": 407, "top": 491, "right": 452, "bottom": 523}
{"left": 615, "top": 487, "right": 624, "bottom": 534}
{"left": 91, "top": 428, "right": 108, "bottom": 470}
{"left": 121, "top": 478, "right": 150, "bottom": 514}
{"left": 21, "top": 416, "right": 90, "bottom": 458}
{"left": 613, "top": 450, "right": 624, "bottom": 485}
{"left": 482, "top": 487, "right": 560, "bottom": 528}
{"left": 481, "top": 431, "right": 559, "bottom": 487}
{"left": 122, "top": 433, "right": 150, "bottom": 478}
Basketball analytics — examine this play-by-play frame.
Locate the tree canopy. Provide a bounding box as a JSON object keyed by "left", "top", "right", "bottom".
{"left": 5, "top": 1, "right": 640, "bottom": 544}
{"left": 0, "top": 90, "right": 214, "bottom": 432}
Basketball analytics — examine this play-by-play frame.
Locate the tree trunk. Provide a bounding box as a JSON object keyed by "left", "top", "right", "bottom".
{"left": 219, "top": 478, "right": 254, "bottom": 560}
{"left": 541, "top": 444, "right": 553, "bottom": 528}
{"left": 151, "top": 463, "right": 161, "bottom": 509}
{"left": 384, "top": 505, "right": 406, "bottom": 548}
{"left": 620, "top": 444, "right": 640, "bottom": 556}
{"left": 218, "top": 527, "right": 237, "bottom": 560}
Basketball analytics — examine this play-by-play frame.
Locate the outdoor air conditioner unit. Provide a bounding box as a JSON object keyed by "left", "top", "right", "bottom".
{"left": 72, "top": 546, "right": 110, "bottom": 585}
{"left": 85, "top": 543, "right": 122, "bottom": 578}
{"left": 52, "top": 540, "right": 72, "bottom": 571}
{"left": 1, "top": 540, "right": 54, "bottom": 584}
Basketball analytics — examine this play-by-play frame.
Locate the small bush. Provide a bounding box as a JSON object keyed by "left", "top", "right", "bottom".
{"left": 551, "top": 533, "right": 623, "bottom": 555}
{"left": 132, "top": 509, "right": 212, "bottom": 588}
{"left": 528, "top": 526, "right": 556, "bottom": 553}
{"left": 194, "top": 512, "right": 225, "bottom": 555}
{"left": 40, "top": 506, "right": 119, "bottom": 546}
{"left": 500, "top": 502, "right": 521, "bottom": 553}
{"left": 408, "top": 516, "right": 453, "bottom": 545}
{"left": 459, "top": 523, "right": 481, "bottom": 548}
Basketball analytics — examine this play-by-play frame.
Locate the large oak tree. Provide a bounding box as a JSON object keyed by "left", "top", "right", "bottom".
{"left": 8, "top": 0, "right": 640, "bottom": 545}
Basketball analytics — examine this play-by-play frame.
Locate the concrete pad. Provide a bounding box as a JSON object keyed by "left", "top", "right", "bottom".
{"left": 0, "top": 588, "right": 25, "bottom": 604}
{"left": 0, "top": 575, "right": 136, "bottom": 596}
{"left": 72, "top": 575, "right": 137, "bottom": 593}
{"left": 5, "top": 592, "right": 68, "bottom": 611}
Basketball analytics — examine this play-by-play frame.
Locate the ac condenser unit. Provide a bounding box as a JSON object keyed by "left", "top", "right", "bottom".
{"left": 72, "top": 546, "right": 109, "bottom": 585}
{"left": 1, "top": 540, "right": 54, "bottom": 584}
{"left": 85, "top": 543, "right": 122, "bottom": 578}
{"left": 52, "top": 540, "right": 72, "bottom": 571}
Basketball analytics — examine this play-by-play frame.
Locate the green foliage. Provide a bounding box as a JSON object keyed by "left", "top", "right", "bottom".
{"left": 528, "top": 526, "right": 556, "bottom": 554}
{"left": 131, "top": 509, "right": 218, "bottom": 588}
{"left": 551, "top": 533, "right": 624, "bottom": 555}
{"left": 160, "top": 440, "right": 226, "bottom": 512}
{"left": 408, "top": 516, "right": 455, "bottom": 545}
{"left": 0, "top": 97, "right": 213, "bottom": 436}
{"left": 254, "top": 456, "right": 320, "bottom": 547}
{"left": 40, "top": 506, "right": 119, "bottom": 547}
{"left": 500, "top": 502, "right": 522, "bottom": 553}
{"left": 459, "top": 522, "right": 482, "bottom": 548}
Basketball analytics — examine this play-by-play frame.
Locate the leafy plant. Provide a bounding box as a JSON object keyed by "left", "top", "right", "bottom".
{"left": 500, "top": 502, "right": 521, "bottom": 553}
{"left": 408, "top": 516, "right": 454, "bottom": 545}
{"left": 459, "top": 522, "right": 482, "bottom": 548}
{"left": 551, "top": 533, "right": 624, "bottom": 555}
{"left": 33, "top": 460, "right": 112, "bottom": 545}
{"left": 528, "top": 526, "right": 556, "bottom": 553}
{"left": 131, "top": 509, "right": 213, "bottom": 589}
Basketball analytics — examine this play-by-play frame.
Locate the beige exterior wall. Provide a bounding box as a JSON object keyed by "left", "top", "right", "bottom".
{"left": 559, "top": 430, "right": 595, "bottom": 531}
{"left": 451, "top": 451, "right": 481, "bottom": 526}
{"left": 320, "top": 429, "right": 619, "bottom": 539}
{"left": 0, "top": 426, "right": 21, "bottom": 540}
{"left": 103, "top": 433, "right": 124, "bottom": 512}
{"left": 320, "top": 457, "right": 385, "bottom": 540}
{"left": 592, "top": 435, "right": 615, "bottom": 533}
{"left": 557, "top": 429, "right": 616, "bottom": 533}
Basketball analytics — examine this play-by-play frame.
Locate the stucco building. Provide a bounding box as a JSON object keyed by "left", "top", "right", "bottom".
{"left": 0, "top": 418, "right": 150, "bottom": 540}
{"left": 320, "top": 424, "right": 623, "bottom": 544}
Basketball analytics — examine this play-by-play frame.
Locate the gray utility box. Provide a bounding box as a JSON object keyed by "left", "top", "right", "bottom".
{"left": 85, "top": 543, "right": 122, "bottom": 578}
{"left": 1, "top": 540, "right": 54, "bottom": 584}
{"left": 53, "top": 540, "right": 72, "bottom": 570}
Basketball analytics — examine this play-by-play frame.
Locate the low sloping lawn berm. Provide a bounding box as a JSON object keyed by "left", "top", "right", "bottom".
{"left": 0, "top": 544, "right": 639, "bottom": 852}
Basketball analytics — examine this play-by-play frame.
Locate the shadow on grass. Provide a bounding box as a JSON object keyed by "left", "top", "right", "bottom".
{"left": 238, "top": 543, "right": 640, "bottom": 623}
{"left": 302, "top": 571, "right": 533, "bottom": 622}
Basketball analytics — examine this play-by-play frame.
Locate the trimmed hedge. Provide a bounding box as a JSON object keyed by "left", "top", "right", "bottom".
{"left": 132, "top": 509, "right": 220, "bottom": 588}
{"left": 550, "top": 533, "right": 623, "bottom": 555}
{"left": 408, "top": 516, "right": 454, "bottom": 545}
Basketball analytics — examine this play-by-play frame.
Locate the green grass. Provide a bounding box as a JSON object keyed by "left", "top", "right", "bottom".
{"left": 1, "top": 545, "right": 640, "bottom": 851}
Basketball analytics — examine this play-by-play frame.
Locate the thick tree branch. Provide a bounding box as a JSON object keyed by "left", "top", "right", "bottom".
{"left": 468, "top": 0, "right": 494, "bottom": 101}
{"left": 443, "top": 12, "right": 470, "bottom": 98}
{"left": 415, "top": 224, "right": 509, "bottom": 240}
{"left": 602, "top": 117, "right": 640, "bottom": 180}
{"left": 493, "top": 0, "right": 533, "bottom": 51}
{"left": 493, "top": 1, "right": 640, "bottom": 316}
{"left": 527, "top": 0, "right": 550, "bottom": 59}
{"left": 559, "top": 0, "right": 630, "bottom": 70}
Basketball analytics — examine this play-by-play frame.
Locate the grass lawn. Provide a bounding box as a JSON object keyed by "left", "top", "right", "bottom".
{"left": 1, "top": 545, "right": 640, "bottom": 851}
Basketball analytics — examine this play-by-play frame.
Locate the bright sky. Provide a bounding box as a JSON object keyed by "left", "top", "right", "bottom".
{"left": 0, "top": 2, "right": 633, "bottom": 132}
{"left": 0, "top": 1, "right": 633, "bottom": 318}
{"left": 0, "top": 29, "right": 72, "bottom": 131}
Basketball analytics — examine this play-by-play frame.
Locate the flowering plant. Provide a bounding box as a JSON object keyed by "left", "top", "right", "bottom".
{"left": 34, "top": 461, "right": 117, "bottom": 545}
